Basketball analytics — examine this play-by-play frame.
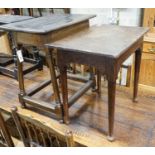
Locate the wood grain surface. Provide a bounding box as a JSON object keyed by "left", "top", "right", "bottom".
{"left": 0, "top": 14, "right": 95, "bottom": 34}
{"left": 46, "top": 25, "right": 149, "bottom": 58}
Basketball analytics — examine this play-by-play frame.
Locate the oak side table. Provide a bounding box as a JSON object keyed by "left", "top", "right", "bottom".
{"left": 46, "top": 25, "right": 149, "bottom": 141}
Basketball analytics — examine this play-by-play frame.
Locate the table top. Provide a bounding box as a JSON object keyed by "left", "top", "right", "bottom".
{"left": 0, "top": 15, "right": 33, "bottom": 24}
{"left": 0, "top": 14, "right": 95, "bottom": 34}
{"left": 46, "top": 25, "right": 149, "bottom": 58}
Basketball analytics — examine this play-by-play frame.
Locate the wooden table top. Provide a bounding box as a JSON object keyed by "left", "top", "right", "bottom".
{"left": 46, "top": 25, "right": 149, "bottom": 58}
{"left": 0, "top": 14, "right": 95, "bottom": 34}
{"left": 0, "top": 15, "right": 33, "bottom": 24}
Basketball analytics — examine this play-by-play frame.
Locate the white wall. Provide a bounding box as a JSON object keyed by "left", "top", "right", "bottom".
{"left": 71, "top": 8, "right": 142, "bottom": 26}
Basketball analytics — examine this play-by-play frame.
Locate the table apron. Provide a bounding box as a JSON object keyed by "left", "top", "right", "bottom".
{"left": 57, "top": 38, "right": 143, "bottom": 81}
{"left": 14, "top": 20, "right": 89, "bottom": 48}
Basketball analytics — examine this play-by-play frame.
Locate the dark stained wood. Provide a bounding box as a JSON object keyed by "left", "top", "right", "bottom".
{"left": 0, "top": 53, "right": 13, "bottom": 66}
{"left": 133, "top": 48, "right": 142, "bottom": 102}
{"left": 58, "top": 58, "right": 95, "bottom": 124}
{"left": 46, "top": 25, "right": 149, "bottom": 141}
{"left": 0, "top": 15, "right": 43, "bottom": 79}
{"left": 0, "top": 67, "right": 155, "bottom": 146}
{"left": 68, "top": 80, "right": 94, "bottom": 108}
{"left": 46, "top": 49, "right": 61, "bottom": 104}
{"left": 96, "top": 70, "right": 101, "bottom": 95}
{"left": 107, "top": 81, "right": 116, "bottom": 141}
{"left": 46, "top": 25, "right": 148, "bottom": 57}
{"left": 59, "top": 63, "right": 69, "bottom": 123}
{"left": 0, "top": 14, "right": 95, "bottom": 34}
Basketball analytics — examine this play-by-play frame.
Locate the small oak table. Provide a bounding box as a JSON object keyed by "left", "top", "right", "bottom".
{"left": 0, "top": 14, "right": 95, "bottom": 118}
{"left": 46, "top": 25, "right": 149, "bottom": 141}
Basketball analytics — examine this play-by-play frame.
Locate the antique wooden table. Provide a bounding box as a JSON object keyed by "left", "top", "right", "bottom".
{"left": 0, "top": 15, "right": 43, "bottom": 79}
{"left": 46, "top": 25, "right": 149, "bottom": 141}
{"left": 0, "top": 14, "right": 95, "bottom": 119}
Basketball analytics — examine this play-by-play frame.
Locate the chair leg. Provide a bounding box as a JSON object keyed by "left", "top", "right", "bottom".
{"left": 11, "top": 107, "right": 30, "bottom": 147}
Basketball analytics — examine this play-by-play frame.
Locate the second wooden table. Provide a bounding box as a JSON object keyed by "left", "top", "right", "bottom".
{"left": 0, "top": 14, "right": 95, "bottom": 119}
{"left": 46, "top": 25, "right": 149, "bottom": 141}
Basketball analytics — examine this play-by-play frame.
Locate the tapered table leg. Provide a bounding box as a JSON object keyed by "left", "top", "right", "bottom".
{"left": 59, "top": 64, "right": 70, "bottom": 124}
{"left": 46, "top": 50, "right": 61, "bottom": 104}
{"left": 133, "top": 48, "right": 142, "bottom": 102}
{"left": 107, "top": 80, "right": 116, "bottom": 141}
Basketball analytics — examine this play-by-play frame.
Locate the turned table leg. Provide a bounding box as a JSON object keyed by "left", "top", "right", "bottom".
{"left": 59, "top": 64, "right": 70, "bottom": 124}
{"left": 17, "top": 57, "right": 26, "bottom": 108}
{"left": 133, "top": 48, "right": 142, "bottom": 102}
{"left": 9, "top": 32, "right": 18, "bottom": 79}
{"left": 107, "top": 80, "right": 116, "bottom": 141}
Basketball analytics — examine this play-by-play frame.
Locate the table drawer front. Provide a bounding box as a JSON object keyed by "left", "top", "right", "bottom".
{"left": 143, "top": 42, "right": 155, "bottom": 53}
{"left": 140, "top": 52, "right": 155, "bottom": 87}
{"left": 142, "top": 52, "right": 155, "bottom": 60}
